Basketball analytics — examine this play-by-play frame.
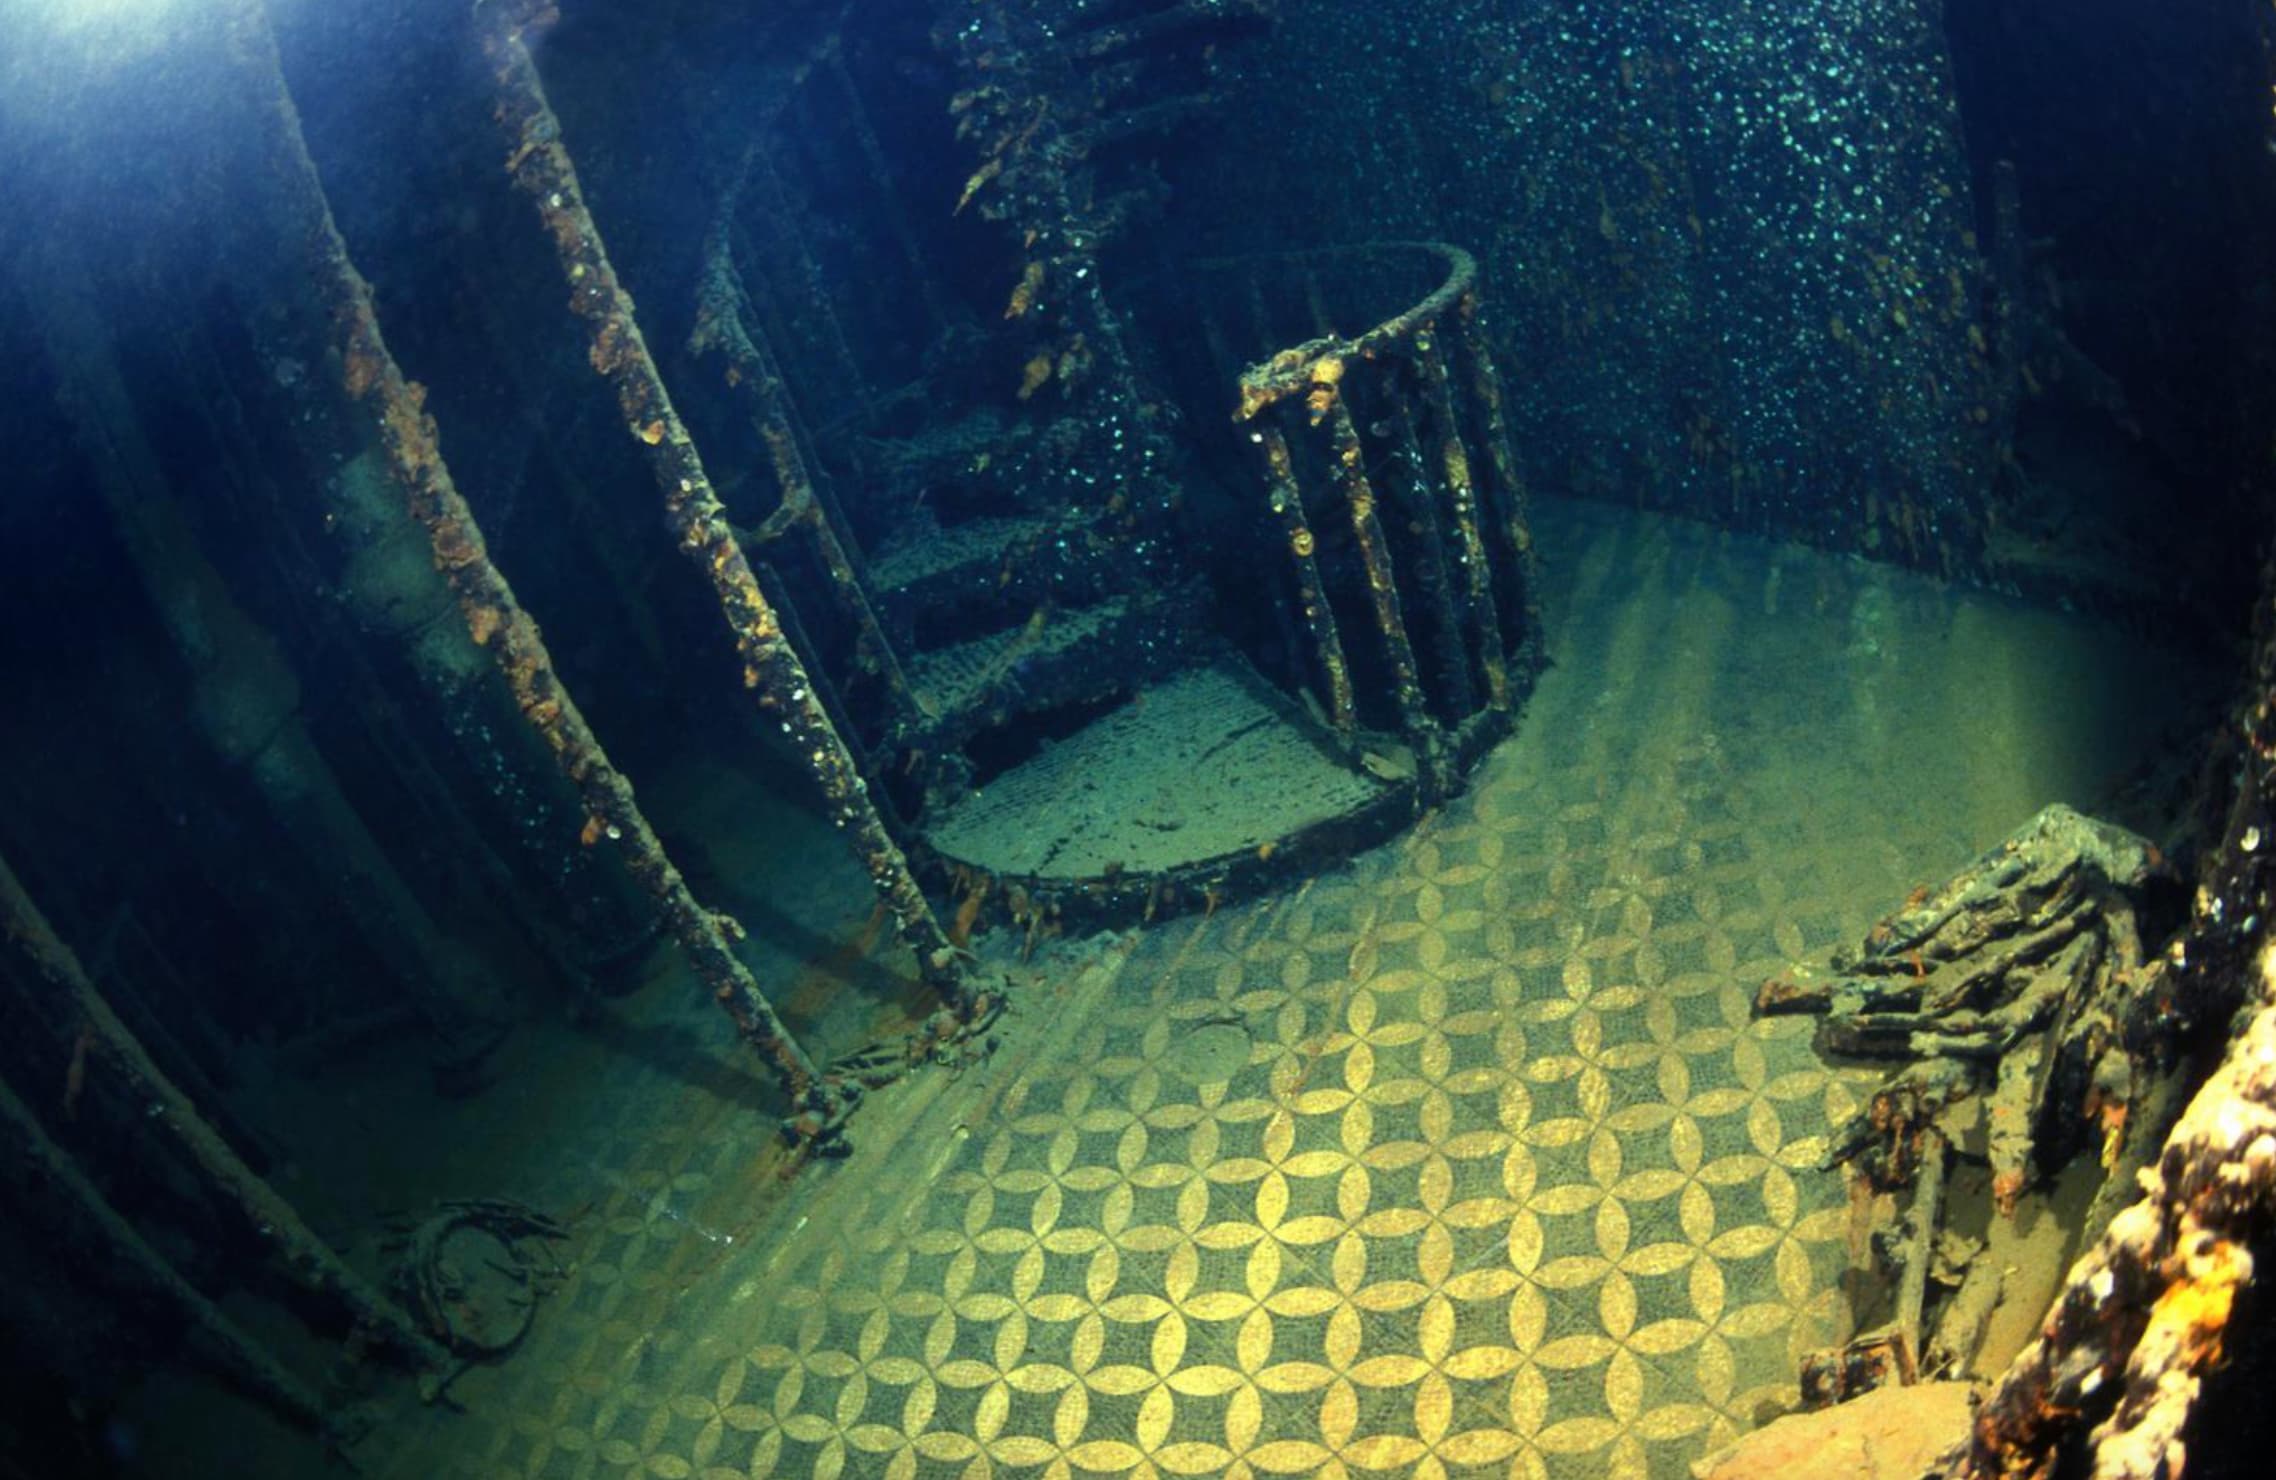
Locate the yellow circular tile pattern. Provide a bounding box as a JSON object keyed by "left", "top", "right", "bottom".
{"left": 376, "top": 694, "right": 1908, "bottom": 1480}
{"left": 660, "top": 739, "right": 1873, "bottom": 1480}
{"left": 358, "top": 503, "right": 2132, "bottom": 1480}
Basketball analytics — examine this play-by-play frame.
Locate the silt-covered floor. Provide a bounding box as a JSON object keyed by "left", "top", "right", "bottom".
{"left": 325, "top": 498, "right": 2214, "bottom": 1480}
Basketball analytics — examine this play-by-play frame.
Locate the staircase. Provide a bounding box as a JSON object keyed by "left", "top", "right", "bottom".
{"left": 680, "top": 2, "right": 1537, "bottom": 943}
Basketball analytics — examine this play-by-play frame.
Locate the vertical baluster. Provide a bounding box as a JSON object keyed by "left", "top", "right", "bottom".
{"left": 1413, "top": 332, "right": 1510, "bottom": 708}
{"left": 1254, "top": 422, "right": 1357, "bottom": 741}
{"left": 1324, "top": 397, "right": 1449, "bottom": 798}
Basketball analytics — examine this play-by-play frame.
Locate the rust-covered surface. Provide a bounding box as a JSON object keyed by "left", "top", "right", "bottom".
{"left": 230, "top": 0, "right": 838, "bottom": 1129}
{"left": 482, "top": 2, "right": 988, "bottom": 1020}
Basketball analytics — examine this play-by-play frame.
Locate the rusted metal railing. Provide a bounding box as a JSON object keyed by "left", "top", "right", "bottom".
{"left": 1222, "top": 242, "right": 1540, "bottom": 802}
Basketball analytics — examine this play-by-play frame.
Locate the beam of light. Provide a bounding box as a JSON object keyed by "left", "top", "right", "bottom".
{"left": 0, "top": 0, "right": 216, "bottom": 130}
{"left": 2, "top": 0, "right": 193, "bottom": 61}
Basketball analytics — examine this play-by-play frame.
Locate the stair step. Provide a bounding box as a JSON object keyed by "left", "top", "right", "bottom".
{"left": 871, "top": 512, "right": 1126, "bottom": 635}
{"left": 871, "top": 515, "right": 1058, "bottom": 597}
{"left": 909, "top": 594, "right": 1179, "bottom": 742}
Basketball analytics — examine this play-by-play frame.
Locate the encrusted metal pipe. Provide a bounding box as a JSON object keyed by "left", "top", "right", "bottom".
{"left": 483, "top": 4, "right": 982, "bottom": 1014}
{"left": 0, "top": 1065, "right": 331, "bottom": 1436}
{"left": 0, "top": 848, "right": 450, "bottom": 1376}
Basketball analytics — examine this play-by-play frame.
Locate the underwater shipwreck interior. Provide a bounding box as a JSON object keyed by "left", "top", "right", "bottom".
{"left": 9, "top": 0, "right": 2276, "bottom": 1474}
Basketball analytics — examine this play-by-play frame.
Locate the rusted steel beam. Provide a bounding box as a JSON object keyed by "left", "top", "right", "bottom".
{"left": 1895, "top": 1126, "right": 1948, "bottom": 1378}
{"left": 691, "top": 221, "right": 927, "bottom": 732}
{"left": 0, "top": 1064, "right": 331, "bottom": 1436}
{"left": 1413, "top": 333, "right": 1510, "bottom": 709}
{"left": 225, "top": 1, "right": 841, "bottom": 1124}
{"left": 482, "top": 5, "right": 981, "bottom": 1015}
{"left": 1254, "top": 422, "right": 1356, "bottom": 740}
{"left": 0, "top": 848, "right": 450, "bottom": 1377}
{"left": 1324, "top": 396, "right": 1448, "bottom": 798}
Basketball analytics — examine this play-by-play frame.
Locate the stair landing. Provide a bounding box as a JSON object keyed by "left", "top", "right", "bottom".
{"left": 925, "top": 658, "right": 1396, "bottom": 884}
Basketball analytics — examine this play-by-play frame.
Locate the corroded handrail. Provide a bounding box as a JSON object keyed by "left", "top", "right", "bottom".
{"left": 1223, "top": 242, "right": 1480, "bottom": 421}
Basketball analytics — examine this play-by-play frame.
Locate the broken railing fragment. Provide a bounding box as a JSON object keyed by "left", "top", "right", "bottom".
{"left": 1759, "top": 803, "right": 2169, "bottom": 1215}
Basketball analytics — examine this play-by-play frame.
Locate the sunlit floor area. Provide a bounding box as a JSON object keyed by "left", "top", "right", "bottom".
{"left": 198, "top": 498, "right": 2217, "bottom": 1480}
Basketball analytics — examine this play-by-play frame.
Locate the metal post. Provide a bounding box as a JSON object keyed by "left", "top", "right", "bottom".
{"left": 1383, "top": 390, "right": 1477, "bottom": 719}
{"left": 1413, "top": 333, "right": 1510, "bottom": 708}
{"left": 483, "top": 4, "right": 985, "bottom": 1015}
{"left": 225, "top": 0, "right": 846, "bottom": 1131}
{"left": 1324, "top": 397, "right": 1448, "bottom": 797}
{"left": 0, "top": 848, "right": 450, "bottom": 1375}
{"left": 1255, "top": 422, "right": 1356, "bottom": 741}
{"left": 1449, "top": 301, "right": 1544, "bottom": 656}
{"left": 0, "top": 1066, "right": 331, "bottom": 1435}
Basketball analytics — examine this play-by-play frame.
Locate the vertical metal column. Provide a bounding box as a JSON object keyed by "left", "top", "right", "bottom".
{"left": 1413, "top": 333, "right": 1510, "bottom": 707}
{"left": 227, "top": 0, "right": 842, "bottom": 1131}
{"left": 483, "top": 5, "right": 984, "bottom": 1015}
{"left": 1255, "top": 422, "right": 1356, "bottom": 740}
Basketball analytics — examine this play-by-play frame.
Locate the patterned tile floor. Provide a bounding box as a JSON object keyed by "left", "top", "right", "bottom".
{"left": 353, "top": 500, "right": 2208, "bottom": 1480}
